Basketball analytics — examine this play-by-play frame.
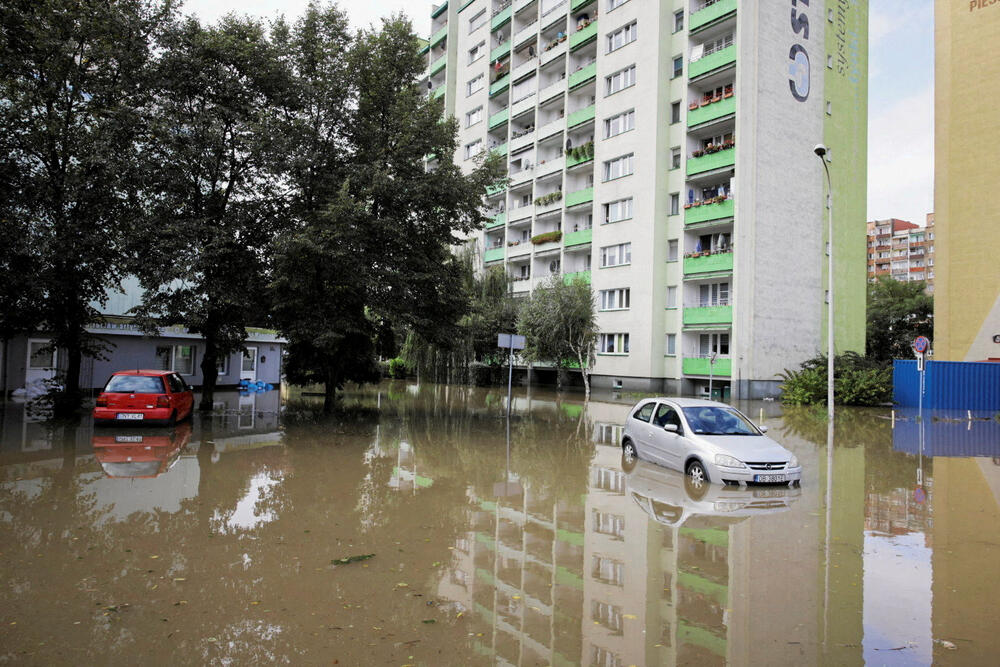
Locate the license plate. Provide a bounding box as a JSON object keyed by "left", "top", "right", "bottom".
{"left": 116, "top": 413, "right": 144, "bottom": 420}
{"left": 114, "top": 435, "right": 144, "bottom": 443}
{"left": 754, "top": 474, "right": 786, "bottom": 483}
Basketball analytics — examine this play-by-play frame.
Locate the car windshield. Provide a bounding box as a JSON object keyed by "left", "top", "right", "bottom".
{"left": 681, "top": 406, "right": 759, "bottom": 436}
{"left": 104, "top": 375, "right": 165, "bottom": 394}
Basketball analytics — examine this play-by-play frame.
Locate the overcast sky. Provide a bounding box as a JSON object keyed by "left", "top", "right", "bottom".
{"left": 180, "top": 0, "right": 934, "bottom": 227}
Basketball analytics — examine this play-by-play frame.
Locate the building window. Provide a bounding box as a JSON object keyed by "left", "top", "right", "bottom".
{"left": 469, "top": 9, "right": 487, "bottom": 32}
{"left": 702, "top": 34, "right": 734, "bottom": 56}
{"left": 603, "top": 153, "right": 634, "bottom": 181}
{"left": 465, "top": 139, "right": 483, "bottom": 159}
{"left": 667, "top": 239, "right": 678, "bottom": 262}
{"left": 466, "top": 106, "right": 483, "bottom": 127}
{"left": 469, "top": 41, "right": 486, "bottom": 63}
{"left": 672, "top": 56, "right": 683, "bottom": 78}
{"left": 600, "top": 333, "right": 630, "bottom": 354}
{"left": 670, "top": 192, "right": 680, "bottom": 215}
{"left": 699, "top": 332, "right": 730, "bottom": 357}
{"left": 666, "top": 286, "right": 678, "bottom": 308}
{"left": 592, "top": 555, "right": 626, "bottom": 584}
{"left": 600, "top": 242, "right": 632, "bottom": 267}
{"left": 666, "top": 333, "right": 677, "bottom": 355}
{"left": 217, "top": 354, "right": 229, "bottom": 375}
{"left": 467, "top": 74, "right": 484, "bottom": 96}
{"left": 671, "top": 101, "right": 681, "bottom": 124}
{"left": 603, "top": 197, "right": 633, "bottom": 224}
{"left": 607, "top": 21, "right": 637, "bottom": 53}
{"left": 671, "top": 147, "right": 681, "bottom": 169}
{"left": 156, "top": 345, "right": 196, "bottom": 375}
{"left": 604, "top": 109, "right": 635, "bottom": 138}
{"left": 674, "top": 10, "right": 684, "bottom": 32}
{"left": 593, "top": 511, "right": 625, "bottom": 539}
{"left": 608, "top": 0, "right": 629, "bottom": 10}
{"left": 698, "top": 282, "right": 730, "bottom": 306}
{"left": 605, "top": 65, "right": 636, "bottom": 95}
{"left": 599, "top": 288, "right": 630, "bottom": 310}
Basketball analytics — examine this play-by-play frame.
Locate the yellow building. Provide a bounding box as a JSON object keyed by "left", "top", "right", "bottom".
{"left": 934, "top": 1, "right": 1000, "bottom": 361}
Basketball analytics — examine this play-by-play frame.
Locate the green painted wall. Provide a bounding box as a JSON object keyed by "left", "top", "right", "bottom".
{"left": 824, "top": 0, "right": 868, "bottom": 355}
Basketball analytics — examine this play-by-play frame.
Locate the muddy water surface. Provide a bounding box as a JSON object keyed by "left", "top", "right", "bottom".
{"left": 1, "top": 383, "right": 999, "bottom": 665}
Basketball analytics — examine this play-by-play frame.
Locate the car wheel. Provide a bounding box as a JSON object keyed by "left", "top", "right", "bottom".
{"left": 621, "top": 440, "right": 638, "bottom": 473}
{"left": 167, "top": 410, "right": 177, "bottom": 426}
{"left": 686, "top": 459, "right": 708, "bottom": 485}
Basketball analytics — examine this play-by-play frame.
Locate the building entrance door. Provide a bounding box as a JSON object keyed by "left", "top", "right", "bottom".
{"left": 241, "top": 347, "right": 258, "bottom": 382}
{"left": 25, "top": 339, "right": 57, "bottom": 387}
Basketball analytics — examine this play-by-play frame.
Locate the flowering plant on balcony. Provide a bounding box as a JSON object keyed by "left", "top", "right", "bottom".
{"left": 507, "top": 240, "right": 521, "bottom": 246}
{"left": 691, "top": 149, "right": 705, "bottom": 158}
{"left": 723, "top": 89, "right": 734, "bottom": 98}
{"left": 533, "top": 191, "right": 563, "bottom": 206}
{"left": 564, "top": 140, "right": 594, "bottom": 162}
{"left": 689, "top": 101, "right": 700, "bottom": 111}
{"left": 530, "top": 230, "right": 563, "bottom": 245}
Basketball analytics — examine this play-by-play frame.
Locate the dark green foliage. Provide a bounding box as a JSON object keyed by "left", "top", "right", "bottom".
{"left": 0, "top": 0, "right": 169, "bottom": 412}
{"left": 778, "top": 352, "right": 892, "bottom": 406}
{"left": 866, "top": 276, "right": 934, "bottom": 362}
{"left": 387, "top": 358, "right": 409, "bottom": 379}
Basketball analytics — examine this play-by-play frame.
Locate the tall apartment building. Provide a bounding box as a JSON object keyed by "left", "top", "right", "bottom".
{"left": 866, "top": 215, "right": 935, "bottom": 292}
{"left": 423, "top": 0, "right": 868, "bottom": 398}
{"left": 934, "top": 0, "right": 1000, "bottom": 362}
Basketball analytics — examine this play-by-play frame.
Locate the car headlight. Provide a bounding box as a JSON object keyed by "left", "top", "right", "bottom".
{"left": 715, "top": 454, "right": 746, "bottom": 468}
{"left": 788, "top": 453, "right": 799, "bottom": 468}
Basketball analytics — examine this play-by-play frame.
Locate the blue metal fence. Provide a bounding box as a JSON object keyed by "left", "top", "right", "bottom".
{"left": 893, "top": 360, "right": 1000, "bottom": 411}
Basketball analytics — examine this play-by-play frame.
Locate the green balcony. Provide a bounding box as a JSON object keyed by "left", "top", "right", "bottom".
{"left": 683, "top": 305, "right": 733, "bottom": 325}
{"left": 563, "top": 270, "right": 591, "bottom": 285}
{"left": 432, "top": 2, "right": 448, "bottom": 19}
{"left": 489, "top": 74, "right": 510, "bottom": 96}
{"left": 569, "top": 20, "right": 597, "bottom": 51}
{"left": 486, "top": 211, "right": 506, "bottom": 228}
{"left": 565, "top": 187, "right": 593, "bottom": 208}
{"left": 484, "top": 247, "right": 505, "bottom": 263}
{"left": 488, "top": 108, "right": 509, "bottom": 129}
{"left": 429, "top": 24, "right": 448, "bottom": 49}
{"left": 486, "top": 182, "right": 506, "bottom": 196}
{"left": 682, "top": 357, "right": 732, "bottom": 377}
{"left": 566, "top": 148, "right": 594, "bottom": 167}
{"left": 685, "top": 197, "right": 734, "bottom": 224}
{"left": 687, "top": 94, "right": 735, "bottom": 127}
{"left": 491, "top": 5, "right": 512, "bottom": 32}
{"left": 689, "top": 44, "right": 736, "bottom": 79}
{"left": 686, "top": 147, "right": 735, "bottom": 175}
{"left": 490, "top": 40, "right": 511, "bottom": 62}
{"left": 690, "top": 0, "right": 736, "bottom": 33}
{"left": 567, "top": 104, "right": 595, "bottom": 128}
{"left": 432, "top": 83, "right": 447, "bottom": 99}
{"left": 568, "top": 61, "right": 596, "bottom": 90}
{"left": 571, "top": 0, "right": 594, "bottom": 10}
{"left": 490, "top": 142, "right": 508, "bottom": 158}
{"left": 563, "top": 228, "right": 592, "bottom": 247}
{"left": 684, "top": 251, "right": 733, "bottom": 275}
{"left": 429, "top": 53, "right": 447, "bottom": 76}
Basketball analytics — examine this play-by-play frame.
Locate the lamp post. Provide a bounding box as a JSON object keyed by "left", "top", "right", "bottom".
{"left": 814, "top": 144, "right": 834, "bottom": 421}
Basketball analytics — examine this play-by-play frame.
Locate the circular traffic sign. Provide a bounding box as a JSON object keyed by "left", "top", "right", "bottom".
{"left": 913, "top": 336, "right": 930, "bottom": 353}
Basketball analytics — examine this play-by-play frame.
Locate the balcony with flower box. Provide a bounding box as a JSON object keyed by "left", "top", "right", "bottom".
{"left": 569, "top": 19, "right": 597, "bottom": 51}
{"left": 565, "top": 141, "right": 594, "bottom": 167}
{"left": 683, "top": 249, "right": 733, "bottom": 277}
{"left": 507, "top": 240, "right": 532, "bottom": 258}
{"left": 687, "top": 92, "right": 735, "bottom": 127}
{"left": 540, "top": 37, "right": 568, "bottom": 65}
{"left": 534, "top": 191, "right": 563, "bottom": 213}
{"left": 684, "top": 196, "right": 734, "bottom": 225}
{"left": 686, "top": 143, "right": 735, "bottom": 176}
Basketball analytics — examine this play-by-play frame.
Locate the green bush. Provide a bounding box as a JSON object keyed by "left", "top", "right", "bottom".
{"left": 778, "top": 352, "right": 892, "bottom": 406}
{"left": 387, "top": 357, "right": 409, "bottom": 379}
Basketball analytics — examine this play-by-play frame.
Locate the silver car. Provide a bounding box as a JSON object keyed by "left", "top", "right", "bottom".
{"left": 621, "top": 397, "right": 802, "bottom": 486}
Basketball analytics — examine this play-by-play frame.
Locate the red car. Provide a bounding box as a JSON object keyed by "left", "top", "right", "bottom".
{"left": 93, "top": 370, "right": 194, "bottom": 426}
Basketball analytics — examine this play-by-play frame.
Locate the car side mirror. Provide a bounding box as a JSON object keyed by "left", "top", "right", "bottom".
{"left": 758, "top": 425, "right": 769, "bottom": 433}
{"left": 664, "top": 423, "right": 678, "bottom": 433}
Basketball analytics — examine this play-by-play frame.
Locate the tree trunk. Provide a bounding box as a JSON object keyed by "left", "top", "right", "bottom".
{"left": 198, "top": 337, "right": 219, "bottom": 411}
{"left": 323, "top": 368, "right": 337, "bottom": 414}
{"left": 53, "top": 337, "right": 83, "bottom": 418}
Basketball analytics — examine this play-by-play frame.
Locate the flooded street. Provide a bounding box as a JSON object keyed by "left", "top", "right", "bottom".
{"left": 1, "top": 383, "right": 999, "bottom": 665}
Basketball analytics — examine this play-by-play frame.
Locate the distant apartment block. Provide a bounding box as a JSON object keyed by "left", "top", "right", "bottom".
{"left": 422, "top": 0, "right": 868, "bottom": 397}
{"left": 866, "top": 214, "right": 935, "bottom": 292}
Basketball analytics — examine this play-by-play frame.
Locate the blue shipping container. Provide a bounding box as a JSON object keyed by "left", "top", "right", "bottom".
{"left": 893, "top": 360, "right": 1000, "bottom": 411}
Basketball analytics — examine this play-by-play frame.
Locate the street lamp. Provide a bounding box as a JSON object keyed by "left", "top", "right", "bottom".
{"left": 814, "top": 143, "right": 834, "bottom": 420}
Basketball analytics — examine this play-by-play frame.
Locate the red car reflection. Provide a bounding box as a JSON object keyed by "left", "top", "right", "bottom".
{"left": 92, "top": 422, "right": 192, "bottom": 478}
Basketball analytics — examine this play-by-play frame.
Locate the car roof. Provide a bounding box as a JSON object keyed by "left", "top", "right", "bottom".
{"left": 636, "top": 397, "right": 730, "bottom": 408}
{"left": 110, "top": 369, "right": 175, "bottom": 377}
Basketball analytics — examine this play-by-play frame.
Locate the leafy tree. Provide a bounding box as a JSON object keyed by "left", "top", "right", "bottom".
{"left": 518, "top": 276, "right": 598, "bottom": 398}
{"left": 0, "top": 0, "right": 170, "bottom": 413}
{"left": 270, "top": 14, "right": 504, "bottom": 409}
{"left": 866, "top": 276, "right": 933, "bottom": 362}
{"left": 135, "top": 13, "right": 288, "bottom": 410}
{"left": 778, "top": 351, "right": 892, "bottom": 406}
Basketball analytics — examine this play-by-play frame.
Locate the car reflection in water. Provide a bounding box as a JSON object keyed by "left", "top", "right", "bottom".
{"left": 625, "top": 458, "right": 800, "bottom": 528}
{"left": 92, "top": 422, "right": 193, "bottom": 479}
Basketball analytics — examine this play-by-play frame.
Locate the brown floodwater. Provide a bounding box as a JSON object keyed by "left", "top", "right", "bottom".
{"left": 1, "top": 382, "right": 999, "bottom": 665}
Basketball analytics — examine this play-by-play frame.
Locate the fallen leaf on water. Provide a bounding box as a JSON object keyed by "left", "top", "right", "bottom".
{"left": 395, "top": 583, "right": 409, "bottom": 588}
{"left": 422, "top": 619, "right": 435, "bottom": 624}
{"left": 150, "top": 555, "right": 159, "bottom": 559}
{"left": 332, "top": 554, "right": 375, "bottom": 565}
{"left": 173, "top": 578, "right": 186, "bottom": 582}
{"left": 623, "top": 614, "right": 637, "bottom": 620}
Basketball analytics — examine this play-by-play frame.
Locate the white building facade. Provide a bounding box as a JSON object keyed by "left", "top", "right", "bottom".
{"left": 424, "top": 0, "right": 868, "bottom": 398}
